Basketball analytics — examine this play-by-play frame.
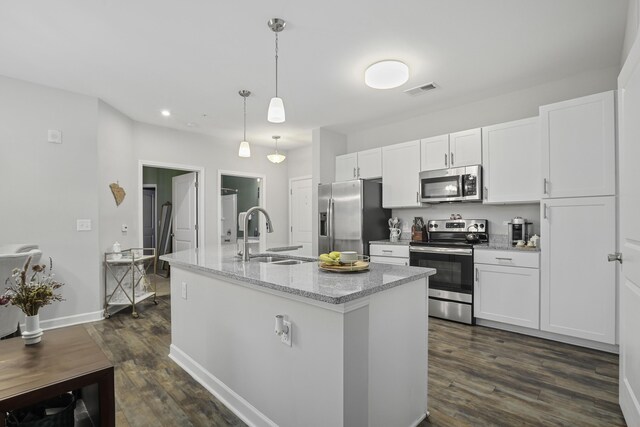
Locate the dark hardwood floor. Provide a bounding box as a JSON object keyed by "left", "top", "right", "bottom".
{"left": 83, "top": 297, "right": 626, "bottom": 427}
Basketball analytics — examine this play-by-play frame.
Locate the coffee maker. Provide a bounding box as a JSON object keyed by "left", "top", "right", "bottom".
{"left": 508, "top": 217, "right": 533, "bottom": 246}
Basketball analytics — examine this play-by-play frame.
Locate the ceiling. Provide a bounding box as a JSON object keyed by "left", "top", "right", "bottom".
{"left": 0, "top": 1, "right": 628, "bottom": 149}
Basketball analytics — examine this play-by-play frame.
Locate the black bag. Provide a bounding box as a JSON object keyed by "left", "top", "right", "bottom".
{"left": 5, "top": 393, "right": 76, "bottom": 427}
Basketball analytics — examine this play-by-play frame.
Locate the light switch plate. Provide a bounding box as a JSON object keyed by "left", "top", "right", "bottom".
{"left": 48, "top": 130, "right": 62, "bottom": 144}
{"left": 181, "top": 282, "right": 187, "bottom": 299}
{"left": 121, "top": 224, "right": 128, "bottom": 232}
{"left": 76, "top": 219, "right": 91, "bottom": 231}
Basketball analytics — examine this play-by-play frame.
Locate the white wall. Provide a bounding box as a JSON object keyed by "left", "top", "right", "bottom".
{"left": 622, "top": 0, "right": 640, "bottom": 65}
{"left": 346, "top": 67, "right": 619, "bottom": 152}
{"left": 132, "top": 123, "right": 291, "bottom": 247}
{"left": 287, "top": 145, "right": 312, "bottom": 180}
{"left": 0, "top": 75, "right": 102, "bottom": 324}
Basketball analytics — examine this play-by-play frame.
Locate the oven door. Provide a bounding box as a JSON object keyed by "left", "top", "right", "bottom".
{"left": 409, "top": 246, "right": 473, "bottom": 296}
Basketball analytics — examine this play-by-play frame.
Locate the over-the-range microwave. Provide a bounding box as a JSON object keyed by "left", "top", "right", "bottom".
{"left": 419, "top": 165, "right": 483, "bottom": 203}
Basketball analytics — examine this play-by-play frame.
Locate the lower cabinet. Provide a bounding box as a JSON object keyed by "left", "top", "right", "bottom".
{"left": 370, "top": 244, "right": 409, "bottom": 266}
{"left": 474, "top": 249, "right": 540, "bottom": 329}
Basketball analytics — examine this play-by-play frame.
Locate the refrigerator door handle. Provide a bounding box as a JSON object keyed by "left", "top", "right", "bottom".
{"left": 328, "top": 198, "right": 334, "bottom": 251}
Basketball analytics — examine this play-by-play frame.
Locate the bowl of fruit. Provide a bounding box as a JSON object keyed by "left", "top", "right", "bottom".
{"left": 318, "top": 251, "right": 370, "bottom": 273}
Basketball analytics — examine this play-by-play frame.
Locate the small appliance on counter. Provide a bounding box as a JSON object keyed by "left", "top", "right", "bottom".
{"left": 508, "top": 217, "right": 533, "bottom": 246}
{"left": 410, "top": 218, "right": 488, "bottom": 325}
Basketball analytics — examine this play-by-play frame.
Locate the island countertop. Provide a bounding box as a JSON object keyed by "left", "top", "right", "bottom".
{"left": 160, "top": 247, "right": 435, "bottom": 305}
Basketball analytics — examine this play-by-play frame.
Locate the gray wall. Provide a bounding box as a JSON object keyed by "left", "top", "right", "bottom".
{"left": 0, "top": 75, "right": 102, "bottom": 323}
{"left": 221, "top": 175, "right": 260, "bottom": 237}
{"left": 143, "top": 167, "right": 190, "bottom": 211}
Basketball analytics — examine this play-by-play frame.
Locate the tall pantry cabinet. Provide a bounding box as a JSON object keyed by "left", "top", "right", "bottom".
{"left": 539, "top": 91, "right": 617, "bottom": 345}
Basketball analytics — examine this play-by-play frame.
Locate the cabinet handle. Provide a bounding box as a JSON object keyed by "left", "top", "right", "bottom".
{"left": 450, "top": 152, "right": 454, "bottom": 165}
{"left": 543, "top": 203, "right": 548, "bottom": 219}
{"left": 495, "top": 257, "right": 513, "bottom": 261}
{"left": 416, "top": 191, "right": 420, "bottom": 203}
{"left": 484, "top": 186, "right": 488, "bottom": 200}
{"left": 382, "top": 249, "right": 393, "bottom": 253}
{"left": 353, "top": 167, "right": 356, "bottom": 178}
{"left": 444, "top": 153, "right": 448, "bottom": 167}
{"left": 357, "top": 167, "right": 360, "bottom": 177}
{"left": 543, "top": 178, "right": 548, "bottom": 195}
{"left": 475, "top": 267, "right": 479, "bottom": 282}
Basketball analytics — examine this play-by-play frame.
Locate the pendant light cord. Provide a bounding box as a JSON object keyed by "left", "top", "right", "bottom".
{"left": 275, "top": 32, "right": 279, "bottom": 97}
{"left": 243, "top": 96, "right": 247, "bottom": 141}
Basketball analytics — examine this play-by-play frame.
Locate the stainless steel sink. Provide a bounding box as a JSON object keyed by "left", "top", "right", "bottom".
{"left": 249, "top": 256, "right": 311, "bottom": 265}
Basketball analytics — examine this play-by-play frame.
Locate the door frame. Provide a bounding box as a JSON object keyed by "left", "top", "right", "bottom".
{"left": 138, "top": 160, "right": 205, "bottom": 249}
{"left": 142, "top": 184, "right": 158, "bottom": 249}
{"left": 289, "top": 175, "right": 312, "bottom": 245}
{"left": 217, "top": 170, "right": 267, "bottom": 248}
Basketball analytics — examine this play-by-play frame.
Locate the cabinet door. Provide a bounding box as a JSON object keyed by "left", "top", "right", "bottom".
{"left": 482, "top": 118, "right": 540, "bottom": 203}
{"left": 540, "top": 196, "right": 616, "bottom": 344}
{"left": 540, "top": 91, "right": 615, "bottom": 198}
{"left": 335, "top": 153, "right": 358, "bottom": 182}
{"left": 382, "top": 140, "right": 421, "bottom": 208}
{"left": 420, "top": 134, "right": 449, "bottom": 171}
{"left": 449, "top": 128, "right": 482, "bottom": 167}
{"left": 474, "top": 264, "right": 540, "bottom": 329}
{"left": 370, "top": 255, "right": 409, "bottom": 266}
{"left": 357, "top": 148, "right": 382, "bottom": 179}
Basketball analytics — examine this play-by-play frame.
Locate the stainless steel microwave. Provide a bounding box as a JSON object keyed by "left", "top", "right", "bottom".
{"left": 419, "top": 165, "right": 482, "bottom": 203}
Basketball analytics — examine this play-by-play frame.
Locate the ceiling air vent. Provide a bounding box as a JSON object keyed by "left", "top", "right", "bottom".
{"left": 404, "top": 82, "right": 438, "bottom": 96}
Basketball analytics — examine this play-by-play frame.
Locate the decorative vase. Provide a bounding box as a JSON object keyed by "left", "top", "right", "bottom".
{"left": 22, "top": 314, "right": 43, "bottom": 345}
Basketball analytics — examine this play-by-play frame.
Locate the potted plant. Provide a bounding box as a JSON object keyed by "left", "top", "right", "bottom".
{"left": 1, "top": 256, "right": 63, "bottom": 344}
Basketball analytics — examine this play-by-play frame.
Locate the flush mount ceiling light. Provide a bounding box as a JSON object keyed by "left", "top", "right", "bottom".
{"left": 161, "top": 109, "right": 171, "bottom": 117}
{"left": 267, "top": 18, "right": 286, "bottom": 123}
{"left": 238, "top": 90, "right": 251, "bottom": 158}
{"left": 365, "top": 60, "right": 409, "bottom": 89}
{"left": 267, "top": 135, "right": 286, "bottom": 163}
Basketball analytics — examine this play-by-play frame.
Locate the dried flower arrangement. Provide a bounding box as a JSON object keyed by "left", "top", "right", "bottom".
{"left": 1, "top": 256, "right": 64, "bottom": 316}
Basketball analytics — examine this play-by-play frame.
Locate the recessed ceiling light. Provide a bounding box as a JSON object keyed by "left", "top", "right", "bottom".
{"left": 365, "top": 60, "right": 409, "bottom": 89}
{"left": 161, "top": 110, "right": 171, "bottom": 117}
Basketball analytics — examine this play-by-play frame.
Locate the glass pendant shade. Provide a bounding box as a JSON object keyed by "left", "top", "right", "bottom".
{"left": 268, "top": 97, "right": 286, "bottom": 123}
{"left": 267, "top": 152, "right": 286, "bottom": 164}
{"left": 238, "top": 141, "right": 251, "bottom": 157}
{"left": 365, "top": 60, "right": 409, "bottom": 89}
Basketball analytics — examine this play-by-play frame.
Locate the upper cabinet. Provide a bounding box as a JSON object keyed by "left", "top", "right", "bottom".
{"left": 482, "top": 117, "right": 541, "bottom": 204}
{"left": 540, "top": 91, "right": 615, "bottom": 198}
{"left": 335, "top": 148, "right": 382, "bottom": 181}
{"left": 382, "top": 140, "right": 421, "bottom": 208}
{"left": 420, "top": 128, "right": 482, "bottom": 172}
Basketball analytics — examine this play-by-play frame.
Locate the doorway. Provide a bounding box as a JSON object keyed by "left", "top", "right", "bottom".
{"left": 218, "top": 171, "right": 266, "bottom": 252}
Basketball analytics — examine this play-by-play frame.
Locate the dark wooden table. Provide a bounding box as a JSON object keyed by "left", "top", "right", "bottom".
{"left": 0, "top": 326, "right": 114, "bottom": 427}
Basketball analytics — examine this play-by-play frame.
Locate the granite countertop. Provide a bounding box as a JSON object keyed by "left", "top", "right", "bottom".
{"left": 160, "top": 247, "right": 435, "bottom": 305}
{"left": 369, "top": 239, "right": 411, "bottom": 246}
{"left": 474, "top": 243, "right": 540, "bottom": 252}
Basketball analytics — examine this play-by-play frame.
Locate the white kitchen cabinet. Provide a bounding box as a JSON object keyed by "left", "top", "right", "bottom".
{"left": 370, "top": 243, "right": 409, "bottom": 266}
{"left": 335, "top": 148, "right": 382, "bottom": 181}
{"left": 540, "top": 196, "right": 616, "bottom": 344}
{"left": 382, "top": 140, "right": 421, "bottom": 208}
{"left": 420, "top": 129, "right": 481, "bottom": 172}
{"left": 420, "top": 134, "right": 449, "bottom": 171}
{"left": 482, "top": 117, "right": 540, "bottom": 203}
{"left": 449, "top": 128, "right": 482, "bottom": 167}
{"left": 540, "top": 91, "right": 615, "bottom": 198}
{"left": 474, "top": 262, "right": 540, "bottom": 329}
{"left": 335, "top": 153, "right": 358, "bottom": 181}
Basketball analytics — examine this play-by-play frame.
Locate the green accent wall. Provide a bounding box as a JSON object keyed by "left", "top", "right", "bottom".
{"left": 221, "top": 175, "right": 261, "bottom": 237}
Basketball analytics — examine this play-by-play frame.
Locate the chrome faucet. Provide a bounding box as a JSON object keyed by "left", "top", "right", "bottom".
{"left": 240, "top": 206, "right": 274, "bottom": 261}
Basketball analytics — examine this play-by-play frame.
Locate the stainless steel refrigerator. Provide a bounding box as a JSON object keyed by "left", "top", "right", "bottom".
{"left": 318, "top": 180, "right": 391, "bottom": 256}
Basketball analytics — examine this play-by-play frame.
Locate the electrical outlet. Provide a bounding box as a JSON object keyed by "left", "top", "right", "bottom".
{"left": 121, "top": 224, "right": 128, "bottom": 232}
{"left": 181, "top": 282, "right": 187, "bottom": 299}
{"left": 76, "top": 219, "right": 92, "bottom": 231}
{"left": 281, "top": 320, "right": 292, "bottom": 346}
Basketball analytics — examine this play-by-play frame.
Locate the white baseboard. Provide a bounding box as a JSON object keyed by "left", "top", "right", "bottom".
{"left": 409, "top": 413, "right": 427, "bottom": 427}
{"left": 620, "top": 378, "right": 640, "bottom": 427}
{"left": 20, "top": 310, "right": 104, "bottom": 332}
{"left": 169, "top": 344, "right": 277, "bottom": 427}
{"left": 476, "top": 319, "right": 619, "bottom": 353}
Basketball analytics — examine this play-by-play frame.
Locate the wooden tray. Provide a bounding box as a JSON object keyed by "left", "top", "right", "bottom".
{"left": 319, "top": 260, "right": 370, "bottom": 273}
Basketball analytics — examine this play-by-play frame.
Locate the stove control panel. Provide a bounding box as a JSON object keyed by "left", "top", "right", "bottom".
{"left": 427, "top": 219, "right": 488, "bottom": 233}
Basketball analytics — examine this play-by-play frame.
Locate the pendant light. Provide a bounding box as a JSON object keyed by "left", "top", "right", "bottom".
{"left": 238, "top": 90, "right": 251, "bottom": 157}
{"left": 267, "top": 18, "right": 286, "bottom": 123}
{"left": 267, "top": 135, "right": 286, "bottom": 163}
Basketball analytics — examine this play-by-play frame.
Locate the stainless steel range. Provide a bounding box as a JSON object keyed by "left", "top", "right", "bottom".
{"left": 409, "top": 219, "right": 488, "bottom": 325}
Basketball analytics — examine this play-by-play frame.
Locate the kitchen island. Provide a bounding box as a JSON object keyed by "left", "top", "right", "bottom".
{"left": 161, "top": 247, "right": 435, "bottom": 427}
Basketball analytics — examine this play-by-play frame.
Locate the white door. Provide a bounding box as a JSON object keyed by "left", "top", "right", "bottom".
{"left": 356, "top": 148, "right": 382, "bottom": 179}
{"left": 540, "top": 196, "right": 616, "bottom": 344}
{"left": 482, "top": 117, "right": 540, "bottom": 203}
{"left": 449, "top": 128, "right": 482, "bottom": 167}
{"left": 290, "top": 178, "right": 312, "bottom": 255}
{"left": 221, "top": 193, "right": 237, "bottom": 244}
{"left": 382, "top": 140, "right": 421, "bottom": 208}
{"left": 540, "top": 91, "right": 616, "bottom": 199}
{"left": 420, "top": 134, "right": 449, "bottom": 171}
{"left": 172, "top": 172, "right": 198, "bottom": 251}
{"left": 617, "top": 37, "right": 640, "bottom": 426}
{"left": 142, "top": 187, "right": 156, "bottom": 249}
{"left": 335, "top": 153, "right": 358, "bottom": 182}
